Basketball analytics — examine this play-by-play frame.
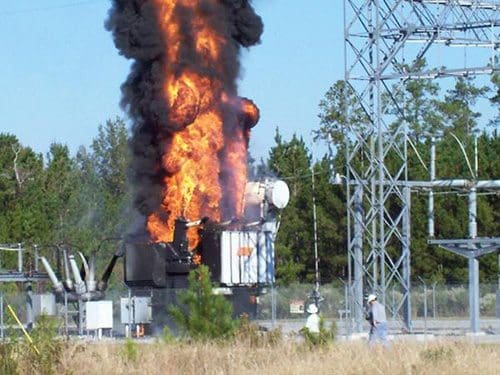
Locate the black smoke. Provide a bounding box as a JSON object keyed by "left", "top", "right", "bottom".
{"left": 106, "top": 0, "right": 263, "bottom": 233}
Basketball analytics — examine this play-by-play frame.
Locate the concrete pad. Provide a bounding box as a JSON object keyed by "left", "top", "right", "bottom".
{"left": 349, "top": 332, "right": 369, "bottom": 340}
{"left": 465, "top": 331, "right": 487, "bottom": 337}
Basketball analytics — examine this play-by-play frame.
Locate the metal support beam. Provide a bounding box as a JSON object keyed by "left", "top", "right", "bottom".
{"left": 468, "top": 187, "right": 479, "bottom": 333}
{"left": 17, "top": 243, "right": 22, "bottom": 273}
{"left": 344, "top": 0, "right": 498, "bottom": 333}
{"left": 26, "top": 283, "right": 33, "bottom": 331}
{"left": 402, "top": 186, "right": 412, "bottom": 330}
{"left": 430, "top": 236, "right": 500, "bottom": 333}
{"left": 428, "top": 138, "right": 436, "bottom": 238}
{"left": 0, "top": 292, "right": 4, "bottom": 340}
{"left": 353, "top": 184, "right": 364, "bottom": 332}
{"left": 469, "top": 257, "right": 480, "bottom": 333}
{"left": 78, "top": 298, "right": 84, "bottom": 336}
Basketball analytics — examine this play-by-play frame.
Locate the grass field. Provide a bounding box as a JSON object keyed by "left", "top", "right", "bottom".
{"left": 31, "top": 339, "right": 500, "bottom": 374}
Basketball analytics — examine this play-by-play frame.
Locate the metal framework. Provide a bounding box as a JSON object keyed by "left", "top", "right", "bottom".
{"left": 344, "top": 0, "right": 499, "bottom": 331}
{"left": 0, "top": 244, "right": 50, "bottom": 338}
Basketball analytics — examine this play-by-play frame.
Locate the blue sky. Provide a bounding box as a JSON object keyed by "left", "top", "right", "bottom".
{"left": 0, "top": 0, "right": 341, "bottom": 162}
{"left": 0, "top": 1, "right": 496, "bottom": 164}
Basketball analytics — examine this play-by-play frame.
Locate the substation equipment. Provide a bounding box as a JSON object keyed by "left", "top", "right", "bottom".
{"left": 31, "top": 178, "right": 289, "bottom": 336}
{"left": 0, "top": 244, "right": 50, "bottom": 339}
{"left": 123, "top": 178, "right": 289, "bottom": 334}
{"left": 343, "top": 0, "right": 499, "bottom": 333}
{"left": 1, "top": 241, "right": 134, "bottom": 337}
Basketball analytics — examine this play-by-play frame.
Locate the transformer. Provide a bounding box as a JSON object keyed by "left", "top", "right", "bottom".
{"left": 123, "top": 179, "right": 289, "bottom": 325}
{"left": 124, "top": 179, "right": 289, "bottom": 288}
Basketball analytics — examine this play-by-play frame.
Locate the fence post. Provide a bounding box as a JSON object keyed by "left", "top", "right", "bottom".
{"left": 418, "top": 277, "right": 427, "bottom": 334}
{"left": 17, "top": 243, "right": 23, "bottom": 273}
{"left": 271, "top": 284, "right": 276, "bottom": 328}
{"left": 432, "top": 282, "right": 437, "bottom": 319}
{"left": 78, "top": 297, "right": 84, "bottom": 336}
{"left": 0, "top": 291, "right": 4, "bottom": 340}
{"left": 34, "top": 244, "right": 39, "bottom": 272}
{"left": 344, "top": 282, "right": 349, "bottom": 335}
{"left": 423, "top": 284, "right": 427, "bottom": 334}
{"left": 64, "top": 291, "right": 69, "bottom": 337}
{"left": 26, "top": 282, "right": 33, "bottom": 331}
{"left": 391, "top": 285, "right": 396, "bottom": 319}
{"left": 497, "top": 254, "right": 500, "bottom": 318}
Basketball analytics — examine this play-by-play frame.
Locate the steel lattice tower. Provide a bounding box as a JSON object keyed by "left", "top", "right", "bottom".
{"left": 343, "top": 0, "right": 499, "bottom": 332}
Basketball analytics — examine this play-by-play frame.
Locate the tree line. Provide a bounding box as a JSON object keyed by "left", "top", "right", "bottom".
{"left": 0, "top": 71, "right": 498, "bottom": 286}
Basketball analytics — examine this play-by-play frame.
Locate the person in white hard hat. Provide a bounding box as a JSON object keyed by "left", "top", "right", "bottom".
{"left": 366, "top": 294, "right": 388, "bottom": 346}
{"left": 304, "top": 303, "right": 320, "bottom": 334}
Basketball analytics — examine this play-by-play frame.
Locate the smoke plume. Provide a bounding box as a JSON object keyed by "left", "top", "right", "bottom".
{"left": 106, "top": 0, "right": 263, "bottom": 243}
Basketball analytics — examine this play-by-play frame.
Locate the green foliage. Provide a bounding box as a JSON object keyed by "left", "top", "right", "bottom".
{"left": 25, "top": 314, "right": 62, "bottom": 375}
{"left": 438, "top": 76, "right": 489, "bottom": 136}
{"left": 267, "top": 131, "right": 346, "bottom": 284}
{"left": 0, "top": 341, "right": 18, "bottom": 375}
{"left": 0, "top": 313, "right": 61, "bottom": 375}
{"left": 420, "top": 345, "right": 454, "bottom": 364}
{"left": 235, "top": 314, "right": 283, "bottom": 348}
{"left": 316, "top": 80, "right": 369, "bottom": 147}
{"left": 162, "top": 326, "right": 176, "bottom": 344}
{"left": 314, "top": 72, "right": 499, "bottom": 284}
{"left": 0, "top": 119, "right": 130, "bottom": 289}
{"left": 168, "top": 265, "right": 239, "bottom": 341}
{"left": 120, "top": 339, "right": 139, "bottom": 363}
{"left": 0, "top": 69, "right": 498, "bottom": 292}
{"left": 300, "top": 315, "right": 336, "bottom": 348}
{"left": 0, "top": 313, "right": 20, "bottom": 375}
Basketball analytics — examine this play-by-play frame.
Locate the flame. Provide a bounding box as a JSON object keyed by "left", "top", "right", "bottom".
{"left": 147, "top": 0, "right": 259, "bottom": 250}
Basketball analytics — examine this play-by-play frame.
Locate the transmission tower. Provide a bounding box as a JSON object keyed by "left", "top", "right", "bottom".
{"left": 343, "top": 0, "right": 499, "bottom": 332}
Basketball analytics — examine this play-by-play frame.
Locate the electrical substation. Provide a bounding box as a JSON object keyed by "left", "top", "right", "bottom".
{"left": 342, "top": 0, "right": 499, "bottom": 334}
{"left": 0, "top": 1, "right": 499, "bottom": 341}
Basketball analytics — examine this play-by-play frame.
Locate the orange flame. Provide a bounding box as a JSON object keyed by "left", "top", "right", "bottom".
{"left": 147, "top": 0, "right": 259, "bottom": 250}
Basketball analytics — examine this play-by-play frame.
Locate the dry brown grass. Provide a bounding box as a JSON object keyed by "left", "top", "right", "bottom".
{"left": 44, "top": 339, "right": 500, "bottom": 375}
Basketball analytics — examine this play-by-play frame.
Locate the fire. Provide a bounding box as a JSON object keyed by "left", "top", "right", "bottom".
{"left": 146, "top": 0, "right": 260, "bottom": 250}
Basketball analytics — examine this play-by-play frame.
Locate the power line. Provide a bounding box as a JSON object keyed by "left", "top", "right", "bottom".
{"left": 0, "top": 0, "right": 103, "bottom": 16}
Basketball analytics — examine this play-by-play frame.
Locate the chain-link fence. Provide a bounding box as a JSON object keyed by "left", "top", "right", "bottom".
{"left": 254, "top": 283, "right": 500, "bottom": 335}
{"left": 255, "top": 283, "right": 499, "bottom": 320}
{"left": 1, "top": 283, "right": 499, "bottom": 338}
{"left": 409, "top": 283, "right": 498, "bottom": 319}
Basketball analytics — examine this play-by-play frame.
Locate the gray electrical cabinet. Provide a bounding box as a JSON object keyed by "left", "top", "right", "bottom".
{"left": 32, "top": 294, "right": 56, "bottom": 317}
{"left": 120, "top": 296, "right": 152, "bottom": 324}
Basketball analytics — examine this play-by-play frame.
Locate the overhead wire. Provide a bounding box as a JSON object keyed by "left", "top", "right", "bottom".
{"left": 0, "top": 0, "right": 102, "bottom": 16}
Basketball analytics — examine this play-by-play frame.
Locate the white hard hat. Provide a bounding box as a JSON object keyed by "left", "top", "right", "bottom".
{"left": 307, "top": 304, "right": 318, "bottom": 314}
{"left": 367, "top": 294, "right": 377, "bottom": 303}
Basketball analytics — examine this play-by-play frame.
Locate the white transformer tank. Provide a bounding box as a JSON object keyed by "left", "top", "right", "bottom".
{"left": 218, "top": 223, "right": 278, "bottom": 286}
{"left": 203, "top": 179, "right": 288, "bottom": 287}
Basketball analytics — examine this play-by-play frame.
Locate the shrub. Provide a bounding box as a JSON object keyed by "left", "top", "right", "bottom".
{"left": 25, "top": 314, "right": 62, "bottom": 375}
{"left": 120, "top": 339, "right": 139, "bottom": 363}
{"left": 420, "top": 345, "right": 453, "bottom": 363}
{"left": 0, "top": 342, "right": 19, "bottom": 375}
{"left": 300, "top": 315, "right": 336, "bottom": 348}
{"left": 162, "top": 326, "right": 175, "bottom": 344}
{"left": 480, "top": 293, "right": 496, "bottom": 316}
{"left": 0, "top": 313, "right": 20, "bottom": 375}
{"left": 235, "top": 314, "right": 283, "bottom": 347}
{"left": 168, "top": 265, "right": 239, "bottom": 341}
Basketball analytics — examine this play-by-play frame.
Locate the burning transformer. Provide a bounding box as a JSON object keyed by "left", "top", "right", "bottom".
{"left": 104, "top": 0, "right": 274, "bottom": 333}
{"left": 38, "top": 178, "right": 288, "bottom": 335}
{"left": 124, "top": 178, "right": 289, "bottom": 321}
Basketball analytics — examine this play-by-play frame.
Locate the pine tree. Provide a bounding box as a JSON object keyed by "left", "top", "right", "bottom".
{"left": 168, "top": 265, "right": 238, "bottom": 341}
